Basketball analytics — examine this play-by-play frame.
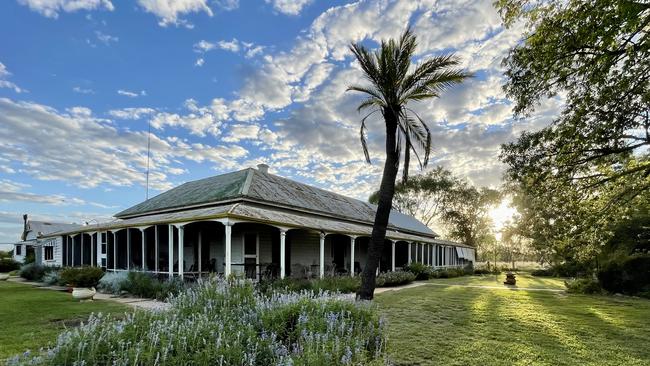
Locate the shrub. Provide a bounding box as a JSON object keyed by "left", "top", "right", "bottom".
{"left": 97, "top": 271, "right": 129, "bottom": 294}
{"left": 376, "top": 270, "right": 415, "bottom": 287}
{"left": 565, "top": 278, "right": 603, "bottom": 294}
{"left": 11, "top": 278, "right": 387, "bottom": 365}
{"left": 97, "top": 271, "right": 185, "bottom": 300}
{"left": 531, "top": 268, "right": 555, "bottom": 277}
{"left": 19, "top": 263, "right": 49, "bottom": 281}
{"left": 404, "top": 262, "right": 433, "bottom": 280}
{"left": 0, "top": 258, "right": 20, "bottom": 273}
{"left": 311, "top": 276, "right": 360, "bottom": 293}
{"left": 42, "top": 270, "right": 63, "bottom": 286}
{"left": 60, "top": 267, "right": 104, "bottom": 288}
{"left": 597, "top": 254, "right": 650, "bottom": 295}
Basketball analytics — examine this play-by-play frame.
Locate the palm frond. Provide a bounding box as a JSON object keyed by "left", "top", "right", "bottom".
{"left": 359, "top": 110, "right": 379, "bottom": 164}
{"left": 404, "top": 107, "right": 433, "bottom": 166}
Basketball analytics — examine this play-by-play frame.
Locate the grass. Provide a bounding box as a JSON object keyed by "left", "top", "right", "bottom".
{"left": 0, "top": 282, "right": 128, "bottom": 361}
{"left": 377, "top": 274, "right": 650, "bottom": 366}
{"left": 429, "top": 272, "right": 568, "bottom": 290}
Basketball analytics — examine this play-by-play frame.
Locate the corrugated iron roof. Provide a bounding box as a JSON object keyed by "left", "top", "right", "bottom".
{"left": 114, "top": 168, "right": 438, "bottom": 237}
{"left": 24, "top": 221, "right": 81, "bottom": 241}
{"left": 44, "top": 201, "right": 467, "bottom": 247}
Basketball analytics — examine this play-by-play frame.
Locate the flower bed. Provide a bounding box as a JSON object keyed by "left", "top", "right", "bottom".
{"left": 9, "top": 278, "right": 387, "bottom": 365}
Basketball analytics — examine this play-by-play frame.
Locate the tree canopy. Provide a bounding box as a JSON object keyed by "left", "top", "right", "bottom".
{"left": 497, "top": 0, "right": 650, "bottom": 265}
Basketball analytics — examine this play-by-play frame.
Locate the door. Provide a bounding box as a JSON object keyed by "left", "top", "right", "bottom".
{"left": 243, "top": 233, "right": 258, "bottom": 279}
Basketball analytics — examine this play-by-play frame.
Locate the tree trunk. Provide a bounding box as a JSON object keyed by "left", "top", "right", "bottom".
{"left": 357, "top": 109, "right": 400, "bottom": 300}
{"left": 402, "top": 136, "right": 410, "bottom": 184}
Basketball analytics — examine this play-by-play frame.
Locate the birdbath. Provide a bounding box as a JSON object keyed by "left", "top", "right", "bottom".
{"left": 504, "top": 272, "right": 516, "bottom": 285}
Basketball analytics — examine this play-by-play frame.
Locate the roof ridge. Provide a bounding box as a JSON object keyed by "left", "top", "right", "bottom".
{"left": 240, "top": 168, "right": 255, "bottom": 196}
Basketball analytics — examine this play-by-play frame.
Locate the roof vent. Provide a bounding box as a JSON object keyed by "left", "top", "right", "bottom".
{"left": 257, "top": 164, "right": 269, "bottom": 174}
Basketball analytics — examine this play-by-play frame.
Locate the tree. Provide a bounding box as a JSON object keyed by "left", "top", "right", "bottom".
{"left": 440, "top": 184, "right": 501, "bottom": 257}
{"left": 497, "top": 0, "right": 650, "bottom": 267}
{"left": 498, "top": 0, "right": 650, "bottom": 202}
{"left": 348, "top": 28, "right": 469, "bottom": 300}
{"left": 368, "top": 166, "right": 457, "bottom": 227}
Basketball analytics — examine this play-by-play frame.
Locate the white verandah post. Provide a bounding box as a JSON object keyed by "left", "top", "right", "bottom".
{"left": 154, "top": 225, "right": 159, "bottom": 273}
{"left": 319, "top": 232, "right": 325, "bottom": 279}
{"left": 224, "top": 222, "right": 232, "bottom": 277}
{"left": 177, "top": 225, "right": 184, "bottom": 278}
{"left": 168, "top": 225, "right": 173, "bottom": 278}
{"left": 349, "top": 236, "right": 356, "bottom": 277}
{"left": 280, "top": 229, "right": 286, "bottom": 279}
{"left": 112, "top": 231, "right": 117, "bottom": 271}
{"left": 126, "top": 229, "right": 131, "bottom": 271}
{"left": 140, "top": 228, "right": 146, "bottom": 271}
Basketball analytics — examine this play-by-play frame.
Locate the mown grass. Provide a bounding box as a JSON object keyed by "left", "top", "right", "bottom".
{"left": 0, "top": 282, "right": 128, "bottom": 361}
{"left": 377, "top": 276, "right": 650, "bottom": 366}
{"left": 428, "top": 272, "right": 568, "bottom": 290}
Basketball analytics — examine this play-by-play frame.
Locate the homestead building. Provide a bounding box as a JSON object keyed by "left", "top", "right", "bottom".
{"left": 35, "top": 165, "right": 475, "bottom": 279}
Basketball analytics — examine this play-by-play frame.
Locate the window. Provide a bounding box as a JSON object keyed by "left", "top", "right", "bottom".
{"left": 101, "top": 243, "right": 107, "bottom": 254}
{"left": 44, "top": 246, "right": 54, "bottom": 261}
{"left": 101, "top": 232, "right": 107, "bottom": 243}
{"left": 16, "top": 245, "right": 21, "bottom": 256}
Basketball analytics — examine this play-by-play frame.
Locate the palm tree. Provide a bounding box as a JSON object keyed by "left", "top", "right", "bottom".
{"left": 348, "top": 28, "right": 470, "bottom": 300}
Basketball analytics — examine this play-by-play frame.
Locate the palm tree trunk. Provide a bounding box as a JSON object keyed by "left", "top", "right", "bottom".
{"left": 402, "top": 136, "right": 410, "bottom": 184}
{"left": 357, "top": 110, "right": 400, "bottom": 300}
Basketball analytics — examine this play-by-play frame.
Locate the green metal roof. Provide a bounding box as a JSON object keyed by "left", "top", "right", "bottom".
{"left": 114, "top": 169, "right": 250, "bottom": 218}
{"left": 114, "top": 167, "right": 437, "bottom": 237}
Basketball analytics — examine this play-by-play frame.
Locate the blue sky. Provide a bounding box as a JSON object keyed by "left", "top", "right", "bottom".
{"left": 0, "top": 0, "right": 561, "bottom": 248}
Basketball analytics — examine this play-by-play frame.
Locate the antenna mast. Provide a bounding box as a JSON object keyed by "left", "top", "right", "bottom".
{"left": 145, "top": 119, "right": 151, "bottom": 200}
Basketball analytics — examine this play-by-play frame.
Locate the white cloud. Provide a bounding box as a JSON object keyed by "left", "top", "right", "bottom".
{"left": 195, "top": 57, "right": 205, "bottom": 67}
{"left": 0, "top": 62, "right": 26, "bottom": 93}
{"left": 117, "top": 89, "right": 146, "bottom": 98}
{"left": 108, "top": 107, "right": 156, "bottom": 120}
{"left": 72, "top": 86, "right": 94, "bottom": 94}
{"left": 17, "top": 0, "right": 114, "bottom": 18}
{"left": 95, "top": 30, "right": 118, "bottom": 45}
{"left": 194, "top": 39, "right": 265, "bottom": 59}
{"left": 149, "top": 99, "right": 224, "bottom": 136}
{"left": 0, "top": 98, "right": 249, "bottom": 192}
{"left": 265, "top": 0, "right": 312, "bottom": 16}
{"left": 136, "top": 0, "right": 213, "bottom": 27}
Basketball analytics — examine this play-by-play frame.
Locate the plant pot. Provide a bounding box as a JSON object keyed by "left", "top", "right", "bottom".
{"left": 0, "top": 274, "right": 9, "bottom": 281}
{"left": 72, "top": 287, "right": 96, "bottom": 300}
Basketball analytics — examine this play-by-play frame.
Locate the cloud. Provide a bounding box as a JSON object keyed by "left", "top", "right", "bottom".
{"left": 0, "top": 97, "right": 249, "bottom": 192}
{"left": 0, "top": 62, "right": 26, "bottom": 93}
{"left": 95, "top": 30, "right": 118, "bottom": 45}
{"left": 149, "top": 99, "right": 224, "bottom": 137}
{"left": 108, "top": 107, "right": 156, "bottom": 120}
{"left": 195, "top": 58, "right": 205, "bottom": 67}
{"left": 72, "top": 86, "right": 94, "bottom": 94}
{"left": 136, "top": 0, "right": 213, "bottom": 27}
{"left": 194, "top": 39, "right": 265, "bottom": 59}
{"left": 117, "top": 89, "right": 146, "bottom": 98}
{"left": 17, "top": 0, "right": 114, "bottom": 18}
{"left": 265, "top": 0, "right": 313, "bottom": 15}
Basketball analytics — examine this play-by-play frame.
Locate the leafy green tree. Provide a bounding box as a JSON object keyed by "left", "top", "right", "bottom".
{"left": 497, "top": 0, "right": 649, "bottom": 197}
{"left": 348, "top": 29, "right": 469, "bottom": 300}
{"left": 368, "top": 166, "right": 457, "bottom": 227}
{"left": 497, "top": 0, "right": 650, "bottom": 267}
{"left": 440, "top": 184, "right": 501, "bottom": 256}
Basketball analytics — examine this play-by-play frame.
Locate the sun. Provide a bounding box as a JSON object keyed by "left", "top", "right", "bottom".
{"left": 489, "top": 199, "right": 517, "bottom": 231}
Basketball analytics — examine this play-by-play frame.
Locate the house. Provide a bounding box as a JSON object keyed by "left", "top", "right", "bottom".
{"left": 13, "top": 215, "right": 81, "bottom": 264}
{"left": 40, "top": 165, "right": 476, "bottom": 279}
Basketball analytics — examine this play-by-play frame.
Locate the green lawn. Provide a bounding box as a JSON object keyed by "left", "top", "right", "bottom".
{"left": 377, "top": 275, "right": 650, "bottom": 366}
{"left": 0, "top": 282, "right": 128, "bottom": 361}
{"left": 427, "top": 272, "right": 568, "bottom": 290}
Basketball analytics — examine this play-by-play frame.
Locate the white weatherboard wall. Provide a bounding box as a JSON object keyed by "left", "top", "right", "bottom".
{"left": 41, "top": 237, "right": 62, "bottom": 267}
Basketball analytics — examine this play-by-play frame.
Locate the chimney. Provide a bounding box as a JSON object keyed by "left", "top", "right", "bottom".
{"left": 22, "top": 214, "right": 28, "bottom": 241}
{"left": 257, "top": 163, "right": 269, "bottom": 174}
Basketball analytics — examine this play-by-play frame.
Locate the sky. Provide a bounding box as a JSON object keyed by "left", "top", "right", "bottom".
{"left": 0, "top": 0, "right": 561, "bottom": 249}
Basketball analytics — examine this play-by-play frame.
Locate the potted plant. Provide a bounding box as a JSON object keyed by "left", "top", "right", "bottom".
{"left": 61, "top": 267, "right": 104, "bottom": 301}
